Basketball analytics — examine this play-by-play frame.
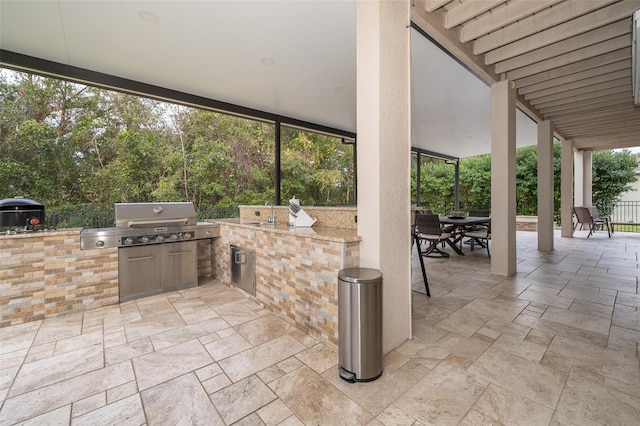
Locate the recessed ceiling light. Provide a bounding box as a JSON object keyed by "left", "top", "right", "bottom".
{"left": 138, "top": 10, "right": 159, "bottom": 24}
{"left": 260, "top": 57, "right": 276, "bottom": 66}
{"left": 333, "top": 85, "right": 347, "bottom": 91}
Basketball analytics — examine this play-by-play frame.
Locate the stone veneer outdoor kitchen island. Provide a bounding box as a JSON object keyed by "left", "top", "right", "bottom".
{"left": 211, "top": 217, "right": 360, "bottom": 351}
{"left": 1, "top": 206, "right": 361, "bottom": 352}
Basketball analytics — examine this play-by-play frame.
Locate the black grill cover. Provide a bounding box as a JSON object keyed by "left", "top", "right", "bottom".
{"left": 0, "top": 197, "right": 45, "bottom": 227}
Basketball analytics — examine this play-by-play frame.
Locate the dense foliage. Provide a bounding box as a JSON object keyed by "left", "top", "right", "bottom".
{"left": 0, "top": 70, "right": 354, "bottom": 210}
{"left": 413, "top": 144, "right": 637, "bottom": 218}
{"left": 1, "top": 69, "right": 635, "bottom": 217}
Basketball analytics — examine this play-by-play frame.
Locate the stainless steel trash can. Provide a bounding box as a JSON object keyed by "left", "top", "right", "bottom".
{"left": 338, "top": 267, "right": 383, "bottom": 382}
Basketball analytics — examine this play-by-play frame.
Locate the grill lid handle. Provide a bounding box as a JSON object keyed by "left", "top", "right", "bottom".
{"left": 126, "top": 218, "right": 189, "bottom": 228}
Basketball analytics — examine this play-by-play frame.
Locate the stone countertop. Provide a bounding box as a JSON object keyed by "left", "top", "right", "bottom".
{"left": 0, "top": 228, "right": 82, "bottom": 240}
{"left": 213, "top": 218, "right": 360, "bottom": 243}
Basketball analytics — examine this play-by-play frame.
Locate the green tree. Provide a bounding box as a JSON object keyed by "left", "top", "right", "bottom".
{"left": 592, "top": 149, "right": 638, "bottom": 216}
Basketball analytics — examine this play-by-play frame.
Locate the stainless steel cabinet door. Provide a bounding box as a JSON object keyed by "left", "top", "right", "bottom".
{"left": 230, "top": 245, "right": 256, "bottom": 296}
{"left": 119, "top": 245, "right": 162, "bottom": 301}
{"left": 161, "top": 241, "right": 197, "bottom": 288}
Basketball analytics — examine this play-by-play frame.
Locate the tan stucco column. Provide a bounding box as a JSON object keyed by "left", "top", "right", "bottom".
{"left": 537, "top": 120, "right": 554, "bottom": 252}
{"left": 574, "top": 150, "right": 584, "bottom": 207}
{"left": 356, "top": 0, "right": 411, "bottom": 353}
{"left": 583, "top": 150, "right": 593, "bottom": 206}
{"left": 561, "top": 140, "right": 574, "bottom": 237}
{"left": 490, "top": 80, "right": 516, "bottom": 276}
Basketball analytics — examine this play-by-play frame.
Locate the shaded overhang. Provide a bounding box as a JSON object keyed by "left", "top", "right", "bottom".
{"left": 1, "top": 1, "right": 638, "bottom": 155}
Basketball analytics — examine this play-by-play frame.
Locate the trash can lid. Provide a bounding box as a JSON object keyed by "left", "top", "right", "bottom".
{"left": 338, "top": 267, "right": 382, "bottom": 284}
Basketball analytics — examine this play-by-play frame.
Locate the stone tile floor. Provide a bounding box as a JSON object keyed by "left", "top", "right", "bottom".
{"left": 1, "top": 230, "right": 639, "bottom": 425}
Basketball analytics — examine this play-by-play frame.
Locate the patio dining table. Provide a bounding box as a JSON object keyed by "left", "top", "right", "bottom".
{"left": 438, "top": 216, "right": 491, "bottom": 253}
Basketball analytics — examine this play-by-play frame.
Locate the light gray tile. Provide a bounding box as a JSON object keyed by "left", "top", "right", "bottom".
{"left": 552, "top": 367, "right": 640, "bottom": 425}
{"left": 541, "top": 306, "right": 611, "bottom": 335}
{"left": 218, "top": 335, "right": 306, "bottom": 382}
{"left": 324, "top": 365, "right": 418, "bottom": 416}
{"left": 72, "top": 393, "right": 145, "bottom": 426}
{"left": 149, "top": 317, "right": 229, "bottom": 350}
{"left": 394, "top": 362, "right": 487, "bottom": 425}
{"left": 210, "top": 375, "right": 276, "bottom": 425}
{"left": 72, "top": 392, "right": 106, "bottom": 418}
{"left": 270, "top": 366, "right": 372, "bottom": 425}
{"left": 490, "top": 334, "right": 547, "bottom": 362}
{"left": 543, "top": 336, "right": 640, "bottom": 386}
{"left": 104, "top": 337, "right": 153, "bottom": 366}
{"left": 22, "top": 405, "right": 71, "bottom": 426}
{"left": 235, "top": 314, "right": 298, "bottom": 346}
{"left": 204, "top": 333, "right": 252, "bottom": 361}
{"left": 10, "top": 344, "right": 104, "bottom": 397}
{"left": 32, "top": 314, "right": 83, "bottom": 346}
{"left": 133, "top": 339, "right": 213, "bottom": 391}
{"left": 141, "top": 373, "right": 224, "bottom": 425}
{"left": 0, "top": 321, "right": 41, "bottom": 356}
{"left": 257, "top": 399, "right": 294, "bottom": 426}
{"left": 294, "top": 343, "right": 337, "bottom": 374}
{"left": 472, "top": 383, "right": 553, "bottom": 425}
{"left": 0, "top": 362, "right": 134, "bottom": 425}
{"left": 468, "top": 347, "right": 564, "bottom": 409}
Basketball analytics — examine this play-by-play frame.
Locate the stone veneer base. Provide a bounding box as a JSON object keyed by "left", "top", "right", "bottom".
{"left": 1, "top": 230, "right": 218, "bottom": 328}
{"left": 213, "top": 221, "right": 359, "bottom": 351}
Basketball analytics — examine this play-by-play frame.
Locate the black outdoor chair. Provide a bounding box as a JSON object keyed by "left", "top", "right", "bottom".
{"left": 460, "top": 220, "right": 491, "bottom": 256}
{"left": 585, "top": 206, "right": 612, "bottom": 237}
{"left": 463, "top": 209, "right": 490, "bottom": 247}
{"left": 573, "top": 206, "right": 600, "bottom": 238}
{"left": 468, "top": 209, "right": 490, "bottom": 217}
{"left": 414, "top": 213, "right": 457, "bottom": 257}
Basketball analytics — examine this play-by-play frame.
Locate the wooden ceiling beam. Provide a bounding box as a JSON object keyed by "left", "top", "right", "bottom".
{"left": 526, "top": 77, "right": 631, "bottom": 104}
{"left": 538, "top": 93, "right": 632, "bottom": 114}
{"left": 554, "top": 112, "right": 640, "bottom": 129}
{"left": 461, "top": 0, "right": 562, "bottom": 42}
{"left": 445, "top": 0, "right": 505, "bottom": 29}
{"left": 561, "top": 121, "right": 640, "bottom": 136}
{"left": 426, "top": 0, "right": 454, "bottom": 13}
{"left": 524, "top": 69, "right": 630, "bottom": 100}
{"left": 507, "top": 36, "right": 631, "bottom": 80}
{"left": 489, "top": 18, "right": 630, "bottom": 68}
{"left": 473, "top": 0, "right": 622, "bottom": 54}
{"left": 514, "top": 48, "right": 630, "bottom": 88}
{"left": 533, "top": 85, "right": 630, "bottom": 109}
{"left": 549, "top": 104, "right": 635, "bottom": 122}
{"left": 517, "top": 60, "right": 630, "bottom": 94}
{"left": 573, "top": 134, "right": 640, "bottom": 149}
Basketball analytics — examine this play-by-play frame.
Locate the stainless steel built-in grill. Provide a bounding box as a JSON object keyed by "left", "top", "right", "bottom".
{"left": 115, "top": 202, "right": 198, "bottom": 247}
{"left": 80, "top": 202, "right": 220, "bottom": 302}
{"left": 115, "top": 202, "right": 200, "bottom": 302}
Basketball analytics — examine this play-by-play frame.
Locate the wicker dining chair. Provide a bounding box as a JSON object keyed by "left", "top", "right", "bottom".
{"left": 414, "top": 213, "right": 453, "bottom": 257}
{"left": 460, "top": 220, "right": 491, "bottom": 256}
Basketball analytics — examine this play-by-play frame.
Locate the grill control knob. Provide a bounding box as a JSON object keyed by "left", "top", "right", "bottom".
{"left": 96, "top": 240, "right": 105, "bottom": 247}
{"left": 140, "top": 236, "right": 150, "bottom": 244}
{"left": 156, "top": 235, "right": 165, "bottom": 242}
{"left": 170, "top": 234, "right": 179, "bottom": 241}
{"left": 124, "top": 237, "right": 134, "bottom": 245}
{"left": 183, "top": 232, "right": 192, "bottom": 239}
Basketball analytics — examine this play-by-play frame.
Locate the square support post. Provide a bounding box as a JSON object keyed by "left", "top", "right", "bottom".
{"left": 537, "top": 120, "right": 554, "bottom": 252}
{"left": 356, "top": 0, "right": 411, "bottom": 353}
{"left": 490, "top": 80, "right": 516, "bottom": 276}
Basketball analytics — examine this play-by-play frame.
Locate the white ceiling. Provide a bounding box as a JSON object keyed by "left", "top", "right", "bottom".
{"left": 2, "top": 1, "right": 635, "bottom": 158}
{"left": 0, "top": 1, "right": 357, "bottom": 135}
{"left": 411, "top": 28, "right": 538, "bottom": 158}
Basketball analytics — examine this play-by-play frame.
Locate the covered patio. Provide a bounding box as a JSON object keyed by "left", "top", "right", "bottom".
{"left": 1, "top": 230, "right": 638, "bottom": 424}
{"left": 1, "top": 2, "right": 639, "bottom": 422}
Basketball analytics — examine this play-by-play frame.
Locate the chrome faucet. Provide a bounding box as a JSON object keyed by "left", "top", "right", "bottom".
{"left": 266, "top": 202, "right": 275, "bottom": 224}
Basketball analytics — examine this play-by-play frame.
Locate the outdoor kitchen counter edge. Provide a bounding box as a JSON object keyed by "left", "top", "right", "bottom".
{"left": 213, "top": 218, "right": 360, "bottom": 243}
{"left": 0, "top": 227, "right": 83, "bottom": 240}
